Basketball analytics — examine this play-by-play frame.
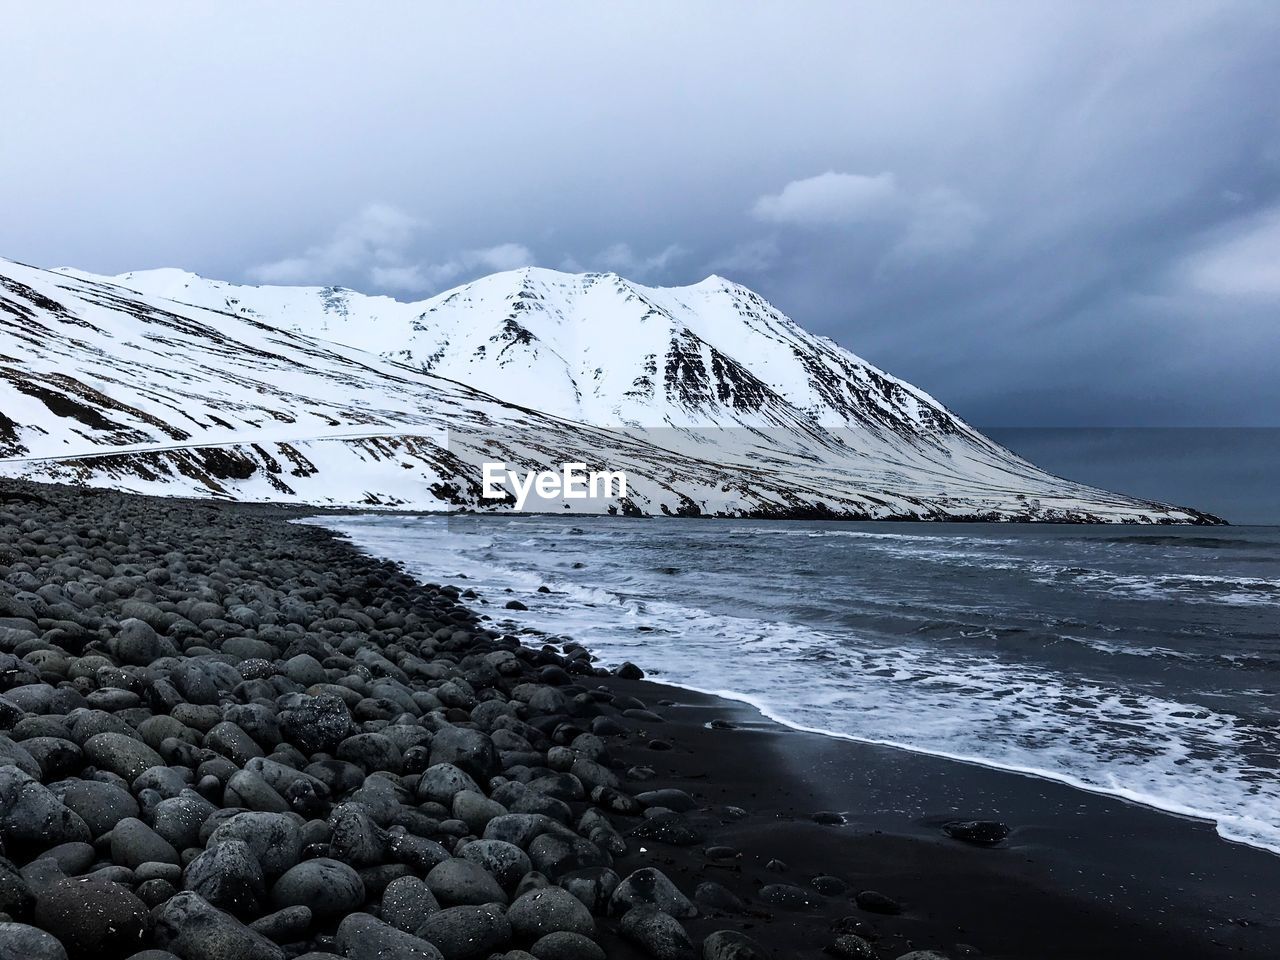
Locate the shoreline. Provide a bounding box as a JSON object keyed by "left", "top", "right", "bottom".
{"left": 0, "top": 480, "right": 1272, "bottom": 960}
{"left": 595, "top": 676, "right": 1280, "bottom": 958}
{"left": 581, "top": 673, "right": 1279, "bottom": 858}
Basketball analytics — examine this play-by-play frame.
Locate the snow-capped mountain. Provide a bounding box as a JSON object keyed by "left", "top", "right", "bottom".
{"left": 1, "top": 257, "right": 1220, "bottom": 523}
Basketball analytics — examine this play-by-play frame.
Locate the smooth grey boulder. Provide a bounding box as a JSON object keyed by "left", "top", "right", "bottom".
{"left": 335, "top": 913, "right": 444, "bottom": 960}
{"left": 206, "top": 812, "right": 301, "bottom": 879}
{"left": 32, "top": 877, "right": 149, "bottom": 958}
{"left": 82, "top": 733, "right": 163, "bottom": 782}
{"left": 152, "top": 891, "right": 285, "bottom": 960}
{"left": 380, "top": 875, "right": 440, "bottom": 933}
{"left": 701, "top": 930, "right": 774, "bottom": 960}
{"left": 52, "top": 778, "right": 140, "bottom": 838}
{"left": 619, "top": 906, "right": 696, "bottom": 960}
{"left": 415, "top": 903, "right": 511, "bottom": 960}
{"left": 530, "top": 932, "right": 607, "bottom": 960}
{"left": 415, "top": 763, "right": 481, "bottom": 805}
{"left": 0, "top": 923, "right": 67, "bottom": 960}
{"left": 109, "top": 618, "right": 176, "bottom": 666}
{"left": 610, "top": 867, "right": 696, "bottom": 918}
{"left": 183, "top": 839, "right": 266, "bottom": 916}
{"left": 0, "top": 767, "right": 91, "bottom": 854}
{"left": 271, "top": 858, "right": 364, "bottom": 919}
{"left": 507, "top": 885, "right": 595, "bottom": 939}
{"left": 111, "top": 817, "right": 180, "bottom": 868}
{"left": 425, "top": 857, "right": 508, "bottom": 907}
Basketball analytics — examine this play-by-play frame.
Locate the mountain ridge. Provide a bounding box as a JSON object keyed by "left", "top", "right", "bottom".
{"left": 1, "top": 256, "right": 1221, "bottom": 524}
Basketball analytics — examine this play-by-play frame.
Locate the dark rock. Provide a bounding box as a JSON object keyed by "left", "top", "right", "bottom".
{"left": 458, "top": 839, "right": 531, "bottom": 891}
{"left": 248, "top": 905, "right": 312, "bottom": 944}
{"left": 335, "top": 913, "right": 443, "bottom": 960}
{"left": 32, "top": 878, "right": 149, "bottom": 958}
{"left": 51, "top": 780, "right": 139, "bottom": 838}
{"left": 207, "top": 812, "right": 301, "bottom": 879}
{"left": 557, "top": 867, "right": 619, "bottom": 914}
{"left": 108, "top": 619, "right": 176, "bottom": 667}
{"left": 812, "top": 875, "right": 848, "bottom": 896}
{"left": 507, "top": 885, "right": 595, "bottom": 939}
{"left": 0, "top": 768, "right": 91, "bottom": 855}
{"left": 0, "top": 923, "right": 68, "bottom": 960}
{"left": 428, "top": 727, "right": 498, "bottom": 781}
{"left": 425, "top": 857, "right": 508, "bottom": 907}
{"left": 702, "top": 930, "right": 774, "bottom": 960}
{"left": 619, "top": 906, "right": 695, "bottom": 960}
{"left": 271, "top": 858, "right": 364, "bottom": 919}
{"left": 380, "top": 875, "right": 440, "bottom": 933}
{"left": 183, "top": 839, "right": 265, "bottom": 916}
{"left": 610, "top": 868, "right": 696, "bottom": 918}
{"left": 693, "top": 881, "right": 744, "bottom": 914}
{"left": 614, "top": 662, "right": 644, "bottom": 680}
{"left": 415, "top": 903, "right": 511, "bottom": 960}
{"left": 530, "top": 931, "right": 607, "bottom": 960}
{"left": 82, "top": 734, "right": 163, "bottom": 783}
{"left": 152, "top": 891, "right": 285, "bottom": 960}
{"left": 635, "top": 789, "right": 697, "bottom": 812}
{"left": 627, "top": 814, "right": 704, "bottom": 847}
{"left": 0, "top": 856, "right": 34, "bottom": 918}
{"left": 855, "top": 889, "right": 902, "bottom": 914}
{"left": 111, "top": 818, "right": 179, "bottom": 868}
{"left": 278, "top": 696, "right": 352, "bottom": 755}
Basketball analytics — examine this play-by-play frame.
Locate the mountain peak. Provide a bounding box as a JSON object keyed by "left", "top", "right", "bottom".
{"left": 0, "top": 255, "right": 1217, "bottom": 523}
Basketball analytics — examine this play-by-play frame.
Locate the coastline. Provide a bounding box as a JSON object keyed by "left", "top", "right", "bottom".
{"left": 596, "top": 677, "right": 1280, "bottom": 958}
{"left": 0, "top": 480, "right": 1272, "bottom": 960}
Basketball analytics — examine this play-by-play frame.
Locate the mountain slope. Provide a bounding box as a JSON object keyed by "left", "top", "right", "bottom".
{"left": 2, "top": 258, "right": 1219, "bottom": 523}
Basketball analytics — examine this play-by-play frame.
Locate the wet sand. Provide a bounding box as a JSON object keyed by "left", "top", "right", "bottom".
{"left": 593, "top": 677, "right": 1280, "bottom": 959}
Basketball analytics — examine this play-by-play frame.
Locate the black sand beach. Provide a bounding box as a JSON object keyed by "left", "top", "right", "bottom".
{"left": 0, "top": 479, "right": 1275, "bottom": 960}
{"left": 597, "top": 681, "right": 1280, "bottom": 958}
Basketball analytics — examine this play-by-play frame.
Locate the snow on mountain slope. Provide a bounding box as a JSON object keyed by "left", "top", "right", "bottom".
{"left": 6, "top": 257, "right": 1219, "bottom": 522}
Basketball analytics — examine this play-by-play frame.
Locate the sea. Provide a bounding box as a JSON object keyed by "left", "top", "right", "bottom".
{"left": 308, "top": 428, "right": 1280, "bottom": 856}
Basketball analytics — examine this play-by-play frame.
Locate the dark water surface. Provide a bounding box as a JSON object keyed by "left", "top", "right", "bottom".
{"left": 318, "top": 514, "right": 1280, "bottom": 855}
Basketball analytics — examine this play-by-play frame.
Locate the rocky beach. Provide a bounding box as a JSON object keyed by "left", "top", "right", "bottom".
{"left": 0, "top": 479, "right": 1276, "bottom": 960}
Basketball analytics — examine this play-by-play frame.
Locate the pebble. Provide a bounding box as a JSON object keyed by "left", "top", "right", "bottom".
{"left": 414, "top": 903, "right": 511, "bottom": 960}
{"left": 0, "top": 481, "right": 918, "bottom": 960}
{"left": 272, "top": 858, "right": 365, "bottom": 919}
{"left": 619, "top": 906, "right": 696, "bottom": 960}
{"left": 335, "top": 913, "right": 444, "bottom": 960}
{"left": 0, "top": 922, "right": 68, "bottom": 960}
{"left": 702, "top": 930, "right": 774, "bottom": 960}
{"left": 32, "top": 878, "right": 149, "bottom": 958}
{"left": 507, "top": 885, "right": 596, "bottom": 938}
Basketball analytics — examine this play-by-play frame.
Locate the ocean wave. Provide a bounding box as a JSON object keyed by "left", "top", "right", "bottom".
{"left": 311, "top": 513, "right": 1280, "bottom": 857}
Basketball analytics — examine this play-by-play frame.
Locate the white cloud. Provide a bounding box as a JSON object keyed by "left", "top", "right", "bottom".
{"left": 368, "top": 264, "right": 433, "bottom": 292}
{"left": 249, "top": 203, "right": 423, "bottom": 284}
{"left": 249, "top": 207, "right": 533, "bottom": 294}
{"left": 752, "top": 171, "right": 899, "bottom": 225}
{"left": 1187, "top": 207, "right": 1280, "bottom": 298}
{"left": 707, "top": 236, "right": 781, "bottom": 275}
{"left": 888, "top": 188, "right": 987, "bottom": 262}
{"left": 471, "top": 242, "right": 535, "bottom": 272}
{"left": 411, "top": 243, "right": 537, "bottom": 293}
{"left": 593, "top": 242, "right": 687, "bottom": 278}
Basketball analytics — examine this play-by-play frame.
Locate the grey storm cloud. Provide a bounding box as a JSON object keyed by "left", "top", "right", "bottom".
{"left": 2, "top": 1, "right": 1278, "bottom": 426}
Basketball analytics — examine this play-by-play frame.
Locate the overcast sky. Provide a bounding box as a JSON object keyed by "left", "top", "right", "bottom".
{"left": 3, "top": 2, "right": 1278, "bottom": 426}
